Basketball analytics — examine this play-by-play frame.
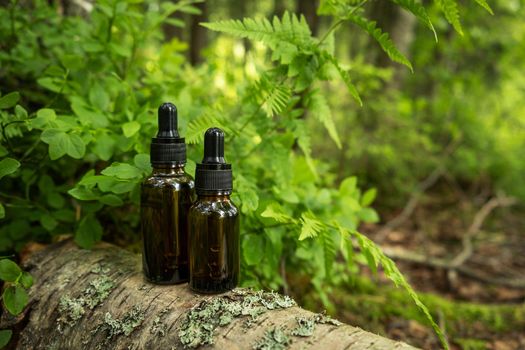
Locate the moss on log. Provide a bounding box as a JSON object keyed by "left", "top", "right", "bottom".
{"left": 0, "top": 241, "right": 418, "bottom": 349}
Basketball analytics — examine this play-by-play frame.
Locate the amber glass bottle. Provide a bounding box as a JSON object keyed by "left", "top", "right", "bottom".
{"left": 189, "top": 128, "right": 239, "bottom": 293}
{"left": 141, "top": 102, "right": 194, "bottom": 284}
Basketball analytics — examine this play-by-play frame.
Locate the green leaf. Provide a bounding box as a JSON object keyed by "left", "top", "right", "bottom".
{"left": 346, "top": 229, "right": 449, "bottom": 349}
{"left": 41, "top": 129, "right": 68, "bottom": 160}
{"left": 66, "top": 134, "right": 86, "bottom": 159}
{"left": 255, "top": 76, "right": 291, "bottom": 117}
{"left": 339, "top": 176, "right": 358, "bottom": 197}
{"left": 0, "top": 92, "right": 20, "bottom": 109}
{"left": 325, "top": 54, "right": 362, "bottom": 105}
{"left": 101, "top": 163, "right": 143, "bottom": 179}
{"left": 390, "top": 0, "right": 437, "bottom": 40}
{"left": 0, "top": 203, "right": 4, "bottom": 219}
{"left": 0, "top": 329, "right": 12, "bottom": 348}
{"left": 298, "top": 212, "right": 323, "bottom": 241}
{"left": 436, "top": 0, "right": 463, "bottom": 35}
{"left": 122, "top": 121, "right": 141, "bottom": 138}
{"left": 0, "top": 145, "right": 7, "bottom": 157}
{"left": 134, "top": 154, "right": 151, "bottom": 173}
{"left": 294, "top": 121, "right": 318, "bottom": 178}
{"left": 92, "top": 133, "right": 116, "bottom": 161}
{"left": 40, "top": 213, "right": 58, "bottom": 231}
{"left": 321, "top": 230, "right": 336, "bottom": 277}
{"left": 68, "top": 187, "right": 99, "bottom": 201}
{"left": 242, "top": 234, "right": 265, "bottom": 266}
{"left": 0, "top": 158, "right": 20, "bottom": 180}
{"left": 306, "top": 89, "right": 341, "bottom": 148}
{"left": 71, "top": 97, "right": 109, "bottom": 128}
{"left": 261, "top": 203, "right": 294, "bottom": 223}
{"left": 347, "top": 14, "right": 413, "bottom": 71}
{"left": 0, "top": 259, "right": 22, "bottom": 282}
{"left": 361, "top": 188, "right": 377, "bottom": 206}
{"left": 14, "top": 105, "right": 28, "bottom": 120}
{"left": 185, "top": 111, "right": 230, "bottom": 144}
{"left": 99, "top": 194, "right": 123, "bottom": 206}
{"left": 473, "top": 0, "right": 494, "bottom": 15}
{"left": 359, "top": 208, "right": 379, "bottom": 223}
{"left": 3, "top": 285, "right": 28, "bottom": 315}
{"left": 89, "top": 84, "right": 110, "bottom": 111}
{"left": 202, "top": 11, "right": 315, "bottom": 63}
{"left": 32, "top": 108, "right": 57, "bottom": 129}
{"left": 75, "top": 214, "right": 103, "bottom": 249}
{"left": 47, "top": 192, "right": 65, "bottom": 209}
{"left": 19, "top": 272, "right": 33, "bottom": 289}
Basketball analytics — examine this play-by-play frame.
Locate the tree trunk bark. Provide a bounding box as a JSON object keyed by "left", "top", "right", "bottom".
{"left": 1, "top": 240, "right": 418, "bottom": 349}
{"left": 189, "top": 1, "right": 208, "bottom": 65}
{"left": 296, "top": 0, "right": 320, "bottom": 36}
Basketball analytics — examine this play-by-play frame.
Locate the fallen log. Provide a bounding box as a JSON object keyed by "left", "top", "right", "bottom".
{"left": 1, "top": 240, "right": 418, "bottom": 349}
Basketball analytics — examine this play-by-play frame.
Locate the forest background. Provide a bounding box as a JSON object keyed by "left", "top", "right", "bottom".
{"left": 0, "top": 0, "right": 524, "bottom": 349}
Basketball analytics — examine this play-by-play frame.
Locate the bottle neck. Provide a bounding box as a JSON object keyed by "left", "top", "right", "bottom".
{"left": 196, "top": 192, "right": 231, "bottom": 201}
{"left": 151, "top": 163, "right": 186, "bottom": 176}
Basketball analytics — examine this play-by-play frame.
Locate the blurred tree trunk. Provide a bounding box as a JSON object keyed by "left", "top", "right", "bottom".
{"left": 230, "top": 0, "right": 251, "bottom": 54}
{"left": 367, "top": 1, "right": 416, "bottom": 86}
{"left": 274, "top": 0, "right": 286, "bottom": 17}
{"left": 297, "top": 0, "right": 320, "bottom": 36}
{"left": 189, "top": 1, "right": 208, "bottom": 65}
{"left": 162, "top": 9, "right": 186, "bottom": 42}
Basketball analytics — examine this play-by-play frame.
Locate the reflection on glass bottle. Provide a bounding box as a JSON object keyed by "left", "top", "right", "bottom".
{"left": 189, "top": 128, "right": 239, "bottom": 293}
{"left": 141, "top": 102, "right": 194, "bottom": 284}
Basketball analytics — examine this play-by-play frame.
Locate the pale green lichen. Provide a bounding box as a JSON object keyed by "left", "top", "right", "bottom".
{"left": 57, "top": 265, "right": 115, "bottom": 329}
{"left": 92, "top": 305, "right": 145, "bottom": 350}
{"left": 291, "top": 317, "right": 315, "bottom": 337}
{"left": 102, "top": 306, "right": 145, "bottom": 337}
{"left": 178, "top": 289, "right": 296, "bottom": 348}
{"left": 290, "top": 312, "right": 342, "bottom": 338}
{"left": 314, "top": 312, "right": 342, "bottom": 326}
{"left": 253, "top": 327, "right": 291, "bottom": 350}
{"left": 58, "top": 296, "right": 86, "bottom": 326}
{"left": 150, "top": 307, "right": 172, "bottom": 337}
{"left": 91, "top": 264, "right": 110, "bottom": 275}
{"left": 84, "top": 275, "right": 114, "bottom": 309}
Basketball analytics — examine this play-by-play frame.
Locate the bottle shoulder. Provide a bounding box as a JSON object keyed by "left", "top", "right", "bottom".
{"left": 190, "top": 198, "right": 239, "bottom": 217}
{"left": 142, "top": 172, "right": 195, "bottom": 190}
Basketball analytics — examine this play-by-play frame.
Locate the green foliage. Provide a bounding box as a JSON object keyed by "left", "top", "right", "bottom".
{"left": 0, "top": 329, "right": 12, "bottom": 349}
{"left": 346, "top": 14, "right": 413, "bottom": 71}
{"left": 436, "top": 0, "right": 463, "bottom": 34}
{"left": 0, "top": 259, "right": 33, "bottom": 316}
{"left": 0, "top": 0, "right": 500, "bottom": 348}
{"left": 390, "top": 0, "right": 437, "bottom": 39}
{"left": 0, "top": 158, "right": 20, "bottom": 180}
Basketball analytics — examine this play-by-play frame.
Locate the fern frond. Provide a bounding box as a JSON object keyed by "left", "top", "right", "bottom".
{"left": 322, "top": 230, "right": 337, "bottom": 277}
{"left": 255, "top": 77, "right": 292, "bottom": 117}
{"left": 390, "top": 0, "right": 437, "bottom": 41}
{"left": 340, "top": 227, "right": 449, "bottom": 349}
{"left": 327, "top": 56, "right": 363, "bottom": 106}
{"left": 261, "top": 203, "right": 295, "bottom": 223}
{"left": 306, "top": 89, "right": 342, "bottom": 148}
{"left": 201, "top": 11, "right": 315, "bottom": 62}
{"left": 436, "top": 0, "right": 463, "bottom": 35}
{"left": 473, "top": 0, "right": 494, "bottom": 15}
{"left": 298, "top": 212, "right": 323, "bottom": 240}
{"left": 185, "top": 111, "right": 229, "bottom": 144}
{"left": 347, "top": 14, "right": 413, "bottom": 72}
{"left": 293, "top": 121, "right": 318, "bottom": 178}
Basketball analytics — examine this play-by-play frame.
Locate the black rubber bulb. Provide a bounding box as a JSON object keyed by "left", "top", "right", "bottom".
{"left": 157, "top": 102, "right": 179, "bottom": 138}
{"left": 202, "top": 127, "right": 225, "bottom": 164}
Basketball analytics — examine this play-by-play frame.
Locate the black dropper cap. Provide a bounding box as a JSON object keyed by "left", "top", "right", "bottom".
{"left": 150, "top": 102, "right": 186, "bottom": 166}
{"left": 195, "top": 128, "right": 233, "bottom": 194}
